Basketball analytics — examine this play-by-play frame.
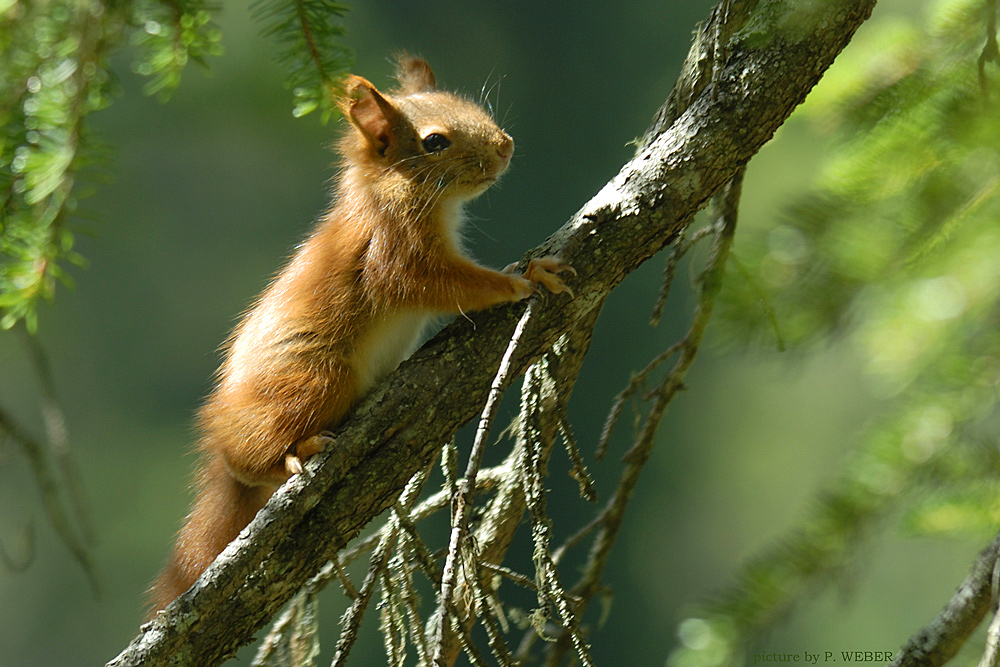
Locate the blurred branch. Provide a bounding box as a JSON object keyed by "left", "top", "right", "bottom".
{"left": 889, "top": 531, "right": 1000, "bottom": 667}
{"left": 980, "top": 0, "right": 998, "bottom": 100}
{"left": 0, "top": 404, "right": 98, "bottom": 594}
{"left": 0, "top": 524, "right": 34, "bottom": 572}
{"left": 107, "top": 1, "right": 876, "bottom": 664}
{"left": 0, "top": 327, "right": 96, "bottom": 590}
{"left": 20, "top": 326, "right": 95, "bottom": 546}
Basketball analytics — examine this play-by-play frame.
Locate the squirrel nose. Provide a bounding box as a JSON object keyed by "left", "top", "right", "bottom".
{"left": 496, "top": 135, "right": 514, "bottom": 162}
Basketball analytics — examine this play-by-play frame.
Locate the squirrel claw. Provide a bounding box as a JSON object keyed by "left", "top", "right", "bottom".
{"left": 285, "top": 431, "right": 334, "bottom": 477}
{"left": 525, "top": 256, "right": 575, "bottom": 298}
{"left": 285, "top": 453, "right": 305, "bottom": 476}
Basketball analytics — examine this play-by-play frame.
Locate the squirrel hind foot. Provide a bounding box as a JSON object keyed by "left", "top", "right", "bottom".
{"left": 284, "top": 431, "right": 335, "bottom": 477}
{"left": 284, "top": 453, "right": 305, "bottom": 476}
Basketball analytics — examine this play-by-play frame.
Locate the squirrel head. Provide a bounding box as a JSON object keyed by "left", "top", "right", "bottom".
{"left": 337, "top": 55, "right": 514, "bottom": 207}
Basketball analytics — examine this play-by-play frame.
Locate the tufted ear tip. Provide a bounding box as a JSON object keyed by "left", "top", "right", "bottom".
{"left": 393, "top": 53, "right": 437, "bottom": 94}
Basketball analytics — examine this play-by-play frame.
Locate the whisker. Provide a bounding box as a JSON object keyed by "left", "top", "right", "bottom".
{"left": 494, "top": 74, "right": 502, "bottom": 117}
{"left": 480, "top": 70, "right": 509, "bottom": 121}
{"left": 479, "top": 66, "right": 498, "bottom": 106}
{"left": 501, "top": 103, "right": 516, "bottom": 131}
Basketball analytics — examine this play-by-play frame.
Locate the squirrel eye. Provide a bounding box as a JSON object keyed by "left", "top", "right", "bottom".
{"left": 422, "top": 133, "right": 451, "bottom": 153}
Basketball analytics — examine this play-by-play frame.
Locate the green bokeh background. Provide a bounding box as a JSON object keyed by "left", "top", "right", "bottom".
{"left": 0, "top": 0, "right": 985, "bottom": 664}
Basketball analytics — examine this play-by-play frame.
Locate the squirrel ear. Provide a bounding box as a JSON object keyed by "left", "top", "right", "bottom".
{"left": 341, "top": 75, "right": 399, "bottom": 153}
{"left": 394, "top": 54, "right": 437, "bottom": 94}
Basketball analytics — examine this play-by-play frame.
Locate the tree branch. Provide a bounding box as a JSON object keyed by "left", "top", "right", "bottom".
{"left": 107, "top": 2, "right": 877, "bottom": 664}
{"left": 889, "top": 531, "right": 1000, "bottom": 667}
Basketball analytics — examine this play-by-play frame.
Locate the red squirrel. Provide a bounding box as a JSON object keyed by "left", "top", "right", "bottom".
{"left": 147, "top": 56, "right": 573, "bottom": 615}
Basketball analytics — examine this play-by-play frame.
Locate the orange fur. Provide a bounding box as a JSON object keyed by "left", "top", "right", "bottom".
{"left": 147, "top": 56, "right": 572, "bottom": 616}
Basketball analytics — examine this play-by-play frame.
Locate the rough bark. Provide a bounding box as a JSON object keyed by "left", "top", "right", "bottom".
{"left": 107, "top": 1, "right": 878, "bottom": 664}
{"left": 889, "top": 532, "right": 1000, "bottom": 667}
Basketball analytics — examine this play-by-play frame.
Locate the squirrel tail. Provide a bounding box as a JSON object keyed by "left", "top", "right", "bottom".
{"left": 146, "top": 455, "right": 272, "bottom": 617}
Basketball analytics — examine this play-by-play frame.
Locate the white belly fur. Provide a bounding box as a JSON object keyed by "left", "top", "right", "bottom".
{"left": 353, "top": 310, "right": 430, "bottom": 393}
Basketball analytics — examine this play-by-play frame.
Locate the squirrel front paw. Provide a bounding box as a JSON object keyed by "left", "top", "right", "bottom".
{"left": 523, "top": 256, "right": 576, "bottom": 298}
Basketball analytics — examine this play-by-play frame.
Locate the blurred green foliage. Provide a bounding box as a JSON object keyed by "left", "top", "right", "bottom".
{"left": 0, "top": 0, "right": 115, "bottom": 332}
{"left": 251, "top": 0, "right": 351, "bottom": 120}
{"left": 672, "top": 1, "right": 1000, "bottom": 665}
{"left": 0, "top": 0, "right": 348, "bottom": 333}
{"left": 130, "top": 0, "right": 224, "bottom": 99}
